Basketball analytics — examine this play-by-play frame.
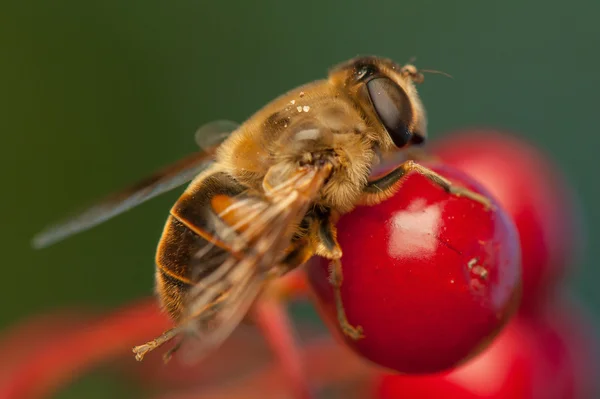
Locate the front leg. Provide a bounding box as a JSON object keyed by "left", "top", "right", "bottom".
{"left": 314, "top": 211, "right": 364, "bottom": 340}
{"left": 361, "top": 160, "right": 493, "bottom": 208}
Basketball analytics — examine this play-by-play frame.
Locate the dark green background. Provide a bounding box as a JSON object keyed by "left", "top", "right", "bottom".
{"left": 2, "top": 1, "right": 598, "bottom": 397}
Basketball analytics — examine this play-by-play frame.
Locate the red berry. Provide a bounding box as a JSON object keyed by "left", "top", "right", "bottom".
{"left": 307, "top": 163, "right": 521, "bottom": 374}
{"left": 431, "top": 130, "right": 582, "bottom": 310}
{"left": 537, "top": 295, "right": 600, "bottom": 398}
{"left": 373, "top": 298, "right": 599, "bottom": 399}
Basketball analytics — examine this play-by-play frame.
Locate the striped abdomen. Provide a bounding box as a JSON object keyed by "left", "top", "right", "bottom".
{"left": 154, "top": 169, "right": 247, "bottom": 321}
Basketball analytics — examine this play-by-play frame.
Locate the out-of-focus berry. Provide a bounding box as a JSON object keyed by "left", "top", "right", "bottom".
{"left": 432, "top": 130, "right": 582, "bottom": 311}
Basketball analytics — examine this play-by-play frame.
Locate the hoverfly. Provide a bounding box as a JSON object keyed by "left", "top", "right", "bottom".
{"left": 32, "top": 56, "right": 491, "bottom": 363}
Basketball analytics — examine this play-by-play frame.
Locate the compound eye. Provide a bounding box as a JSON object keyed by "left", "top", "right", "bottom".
{"left": 366, "top": 77, "right": 413, "bottom": 147}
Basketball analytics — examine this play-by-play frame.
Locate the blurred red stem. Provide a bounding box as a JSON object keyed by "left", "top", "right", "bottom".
{"left": 0, "top": 274, "right": 311, "bottom": 399}
{"left": 0, "top": 299, "right": 170, "bottom": 399}
{"left": 252, "top": 299, "right": 314, "bottom": 399}
{"left": 155, "top": 337, "right": 375, "bottom": 399}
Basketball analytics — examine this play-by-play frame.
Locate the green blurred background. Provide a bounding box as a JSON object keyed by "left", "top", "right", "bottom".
{"left": 2, "top": 1, "right": 598, "bottom": 397}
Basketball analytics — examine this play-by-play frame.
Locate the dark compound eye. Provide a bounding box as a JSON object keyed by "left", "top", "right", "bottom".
{"left": 366, "top": 77, "right": 414, "bottom": 148}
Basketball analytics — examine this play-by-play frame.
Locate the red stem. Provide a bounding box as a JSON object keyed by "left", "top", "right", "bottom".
{"left": 0, "top": 299, "right": 171, "bottom": 399}
{"left": 0, "top": 273, "right": 316, "bottom": 399}
{"left": 155, "top": 337, "right": 376, "bottom": 399}
{"left": 252, "top": 299, "right": 314, "bottom": 399}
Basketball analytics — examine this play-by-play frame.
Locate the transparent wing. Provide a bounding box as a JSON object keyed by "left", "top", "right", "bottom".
{"left": 132, "top": 164, "right": 333, "bottom": 364}
{"left": 31, "top": 153, "right": 213, "bottom": 249}
{"left": 32, "top": 121, "right": 238, "bottom": 249}
{"left": 178, "top": 165, "right": 333, "bottom": 364}
{"left": 194, "top": 120, "right": 239, "bottom": 150}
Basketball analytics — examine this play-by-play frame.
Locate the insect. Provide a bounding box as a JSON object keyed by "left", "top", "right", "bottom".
{"left": 32, "top": 56, "right": 491, "bottom": 363}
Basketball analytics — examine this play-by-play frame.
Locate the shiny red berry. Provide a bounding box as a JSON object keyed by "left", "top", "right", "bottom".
{"left": 307, "top": 163, "right": 522, "bottom": 374}
{"left": 431, "top": 130, "right": 582, "bottom": 310}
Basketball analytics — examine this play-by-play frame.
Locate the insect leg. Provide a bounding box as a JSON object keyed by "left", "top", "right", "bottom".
{"left": 315, "top": 212, "right": 364, "bottom": 340}
{"left": 329, "top": 260, "right": 364, "bottom": 340}
{"left": 362, "top": 160, "right": 493, "bottom": 208}
{"left": 133, "top": 328, "right": 179, "bottom": 362}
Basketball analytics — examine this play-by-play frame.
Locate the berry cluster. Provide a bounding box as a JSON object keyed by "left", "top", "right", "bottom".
{"left": 308, "top": 130, "right": 597, "bottom": 398}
